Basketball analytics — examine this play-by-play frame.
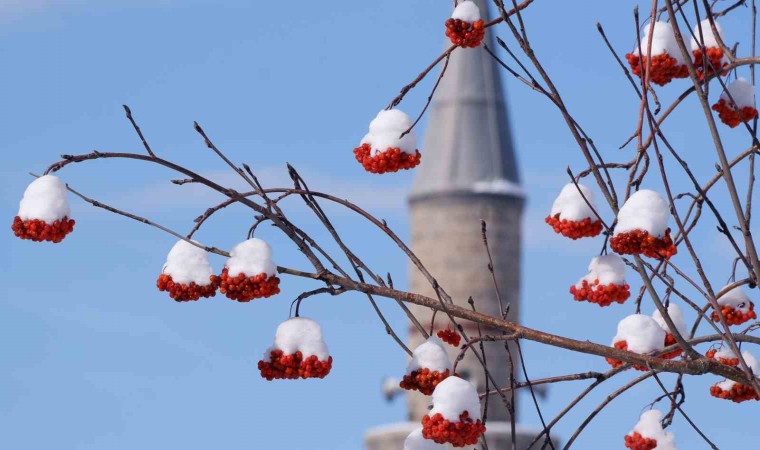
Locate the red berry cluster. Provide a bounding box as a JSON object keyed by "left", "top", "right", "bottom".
{"left": 219, "top": 268, "right": 280, "bottom": 302}
{"left": 610, "top": 229, "right": 677, "bottom": 259}
{"left": 545, "top": 214, "right": 603, "bottom": 240}
{"left": 437, "top": 329, "right": 461, "bottom": 347}
{"left": 705, "top": 348, "right": 740, "bottom": 366}
{"left": 661, "top": 333, "right": 683, "bottom": 360}
{"left": 156, "top": 273, "right": 220, "bottom": 302}
{"left": 605, "top": 340, "right": 649, "bottom": 371}
{"left": 624, "top": 432, "right": 658, "bottom": 450}
{"left": 12, "top": 216, "right": 75, "bottom": 243}
{"left": 258, "top": 349, "right": 333, "bottom": 381}
{"left": 400, "top": 368, "right": 451, "bottom": 395}
{"left": 693, "top": 47, "right": 728, "bottom": 80}
{"left": 711, "top": 99, "right": 759, "bottom": 128}
{"left": 445, "top": 18, "right": 485, "bottom": 48}
{"left": 353, "top": 143, "right": 422, "bottom": 174}
{"left": 711, "top": 303, "right": 757, "bottom": 326}
{"left": 710, "top": 382, "right": 760, "bottom": 403}
{"left": 625, "top": 53, "right": 688, "bottom": 86}
{"left": 421, "top": 411, "right": 486, "bottom": 447}
{"left": 570, "top": 279, "right": 630, "bottom": 307}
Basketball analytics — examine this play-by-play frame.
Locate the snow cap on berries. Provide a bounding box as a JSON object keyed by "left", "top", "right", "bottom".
{"left": 633, "top": 21, "right": 685, "bottom": 64}
{"left": 550, "top": 183, "right": 598, "bottom": 222}
{"left": 18, "top": 175, "right": 71, "bottom": 224}
{"left": 614, "top": 189, "right": 671, "bottom": 238}
{"left": 716, "top": 351, "right": 760, "bottom": 390}
{"left": 451, "top": 0, "right": 481, "bottom": 22}
{"left": 225, "top": 238, "right": 277, "bottom": 277}
{"left": 652, "top": 303, "right": 688, "bottom": 337}
{"left": 613, "top": 314, "right": 666, "bottom": 354}
{"left": 264, "top": 317, "right": 330, "bottom": 361}
{"left": 162, "top": 239, "right": 216, "bottom": 286}
{"left": 690, "top": 18, "right": 725, "bottom": 50}
{"left": 720, "top": 78, "right": 756, "bottom": 109}
{"left": 406, "top": 336, "right": 453, "bottom": 375}
{"left": 403, "top": 428, "right": 453, "bottom": 450}
{"left": 714, "top": 346, "right": 739, "bottom": 360}
{"left": 360, "top": 109, "right": 417, "bottom": 156}
{"left": 717, "top": 285, "right": 753, "bottom": 313}
{"left": 429, "top": 376, "right": 482, "bottom": 422}
{"left": 629, "top": 410, "right": 678, "bottom": 450}
{"left": 576, "top": 254, "right": 626, "bottom": 287}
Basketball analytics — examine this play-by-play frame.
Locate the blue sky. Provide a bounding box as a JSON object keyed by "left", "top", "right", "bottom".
{"left": 2, "top": 1, "right": 758, "bottom": 449}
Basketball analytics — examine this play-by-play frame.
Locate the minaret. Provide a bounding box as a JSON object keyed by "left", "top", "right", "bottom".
{"left": 365, "top": 1, "right": 537, "bottom": 448}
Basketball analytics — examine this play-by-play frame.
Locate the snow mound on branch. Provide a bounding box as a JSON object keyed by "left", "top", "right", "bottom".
{"left": 652, "top": 303, "right": 688, "bottom": 337}
{"left": 633, "top": 21, "right": 686, "bottom": 64}
{"left": 403, "top": 428, "right": 453, "bottom": 450}
{"left": 451, "top": 0, "right": 481, "bottom": 22}
{"left": 721, "top": 78, "right": 756, "bottom": 109}
{"left": 360, "top": 109, "right": 417, "bottom": 156}
{"left": 550, "top": 183, "right": 597, "bottom": 222}
{"left": 162, "top": 240, "right": 215, "bottom": 286}
{"left": 406, "top": 336, "right": 453, "bottom": 374}
{"left": 18, "top": 175, "right": 71, "bottom": 224}
{"left": 576, "top": 254, "right": 626, "bottom": 287}
{"left": 613, "top": 314, "right": 666, "bottom": 354}
{"left": 629, "top": 410, "right": 678, "bottom": 450}
{"left": 225, "top": 238, "right": 277, "bottom": 277}
{"left": 264, "top": 317, "right": 330, "bottom": 361}
{"left": 716, "top": 351, "right": 760, "bottom": 390}
{"left": 430, "top": 376, "right": 482, "bottom": 422}
{"left": 614, "top": 189, "right": 671, "bottom": 237}
{"left": 718, "top": 285, "right": 753, "bottom": 313}
{"left": 690, "top": 18, "right": 724, "bottom": 50}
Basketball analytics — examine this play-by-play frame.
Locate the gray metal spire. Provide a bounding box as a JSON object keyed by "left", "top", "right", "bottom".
{"left": 409, "top": 0, "right": 521, "bottom": 201}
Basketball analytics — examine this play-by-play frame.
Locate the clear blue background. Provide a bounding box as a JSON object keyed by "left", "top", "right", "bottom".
{"left": 2, "top": 1, "right": 758, "bottom": 448}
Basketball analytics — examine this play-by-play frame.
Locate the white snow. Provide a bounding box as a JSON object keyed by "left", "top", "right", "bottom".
{"left": 614, "top": 189, "right": 671, "bottom": 238}
{"left": 575, "top": 254, "right": 627, "bottom": 288}
{"left": 612, "top": 314, "right": 666, "bottom": 354}
{"left": 403, "top": 428, "right": 453, "bottom": 450}
{"left": 717, "top": 285, "right": 753, "bottom": 314}
{"left": 716, "top": 351, "right": 760, "bottom": 390}
{"left": 451, "top": 0, "right": 481, "bottom": 22}
{"left": 360, "top": 109, "right": 418, "bottom": 156}
{"left": 472, "top": 178, "right": 525, "bottom": 197}
{"left": 629, "top": 410, "right": 678, "bottom": 450}
{"left": 161, "top": 239, "right": 215, "bottom": 286}
{"left": 634, "top": 21, "right": 686, "bottom": 65}
{"left": 714, "top": 346, "right": 739, "bottom": 360}
{"left": 720, "top": 78, "right": 756, "bottom": 109}
{"left": 264, "top": 317, "right": 330, "bottom": 361}
{"left": 18, "top": 175, "right": 71, "bottom": 224}
{"left": 690, "top": 18, "right": 725, "bottom": 50}
{"left": 225, "top": 238, "right": 277, "bottom": 278}
{"left": 429, "top": 376, "right": 482, "bottom": 422}
{"left": 652, "top": 303, "right": 688, "bottom": 337}
{"left": 406, "top": 336, "right": 453, "bottom": 374}
{"left": 550, "top": 183, "right": 598, "bottom": 222}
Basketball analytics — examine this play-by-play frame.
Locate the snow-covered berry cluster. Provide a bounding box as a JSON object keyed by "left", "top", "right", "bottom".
{"left": 606, "top": 314, "right": 666, "bottom": 371}
{"left": 437, "top": 328, "right": 461, "bottom": 347}
{"left": 354, "top": 110, "right": 422, "bottom": 174}
{"left": 545, "top": 183, "right": 603, "bottom": 240}
{"left": 445, "top": 1, "right": 485, "bottom": 48}
{"left": 705, "top": 347, "right": 740, "bottom": 366}
{"left": 610, "top": 190, "right": 677, "bottom": 259}
{"left": 711, "top": 78, "right": 758, "bottom": 128}
{"left": 624, "top": 410, "right": 678, "bottom": 450}
{"left": 219, "top": 238, "right": 280, "bottom": 301}
{"left": 711, "top": 285, "right": 757, "bottom": 326}
{"left": 652, "top": 303, "right": 688, "bottom": 360}
{"left": 570, "top": 254, "right": 630, "bottom": 306}
{"left": 157, "top": 240, "right": 220, "bottom": 301}
{"left": 421, "top": 377, "right": 486, "bottom": 447}
{"left": 12, "top": 175, "right": 75, "bottom": 243}
{"left": 258, "top": 317, "right": 333, "bottom": 380}
{"left": 691, "top": 19, "right": 729, "bottom": 79}
{"left": 709, "top": 351, "right": 760, "bottom": 403}
{"left": 625, "top": 22, "right": 688, "bottom": 86}
{"left": 400, "top": 336, "right": 453, "bottom": 395}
